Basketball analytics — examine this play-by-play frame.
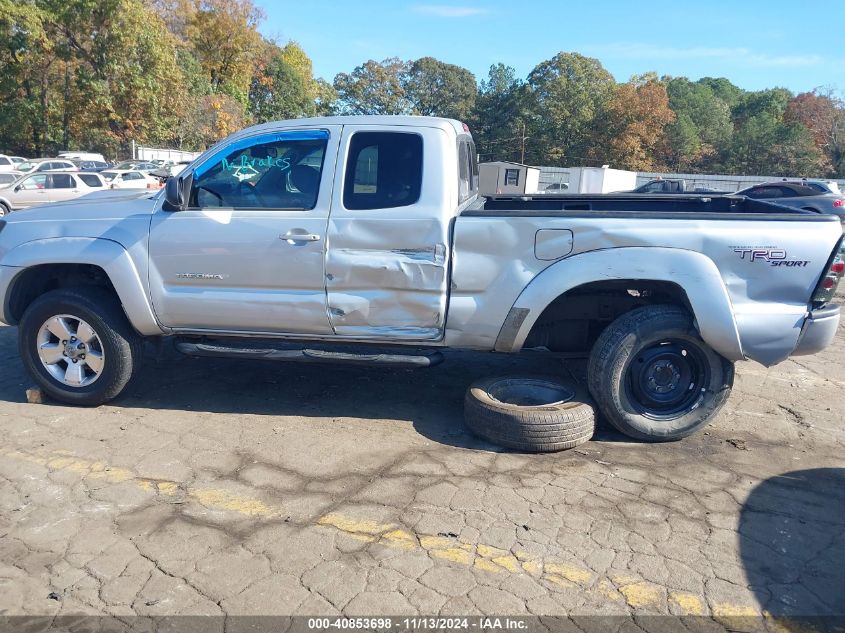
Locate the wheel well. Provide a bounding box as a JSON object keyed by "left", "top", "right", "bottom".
{"left": 6, "top": 264, "right": 118, "bottom": 324}
{"left": 523, "top": 280, "right": 692, "bottom": 354}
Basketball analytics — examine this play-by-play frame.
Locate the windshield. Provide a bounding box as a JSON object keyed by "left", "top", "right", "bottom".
{"left": 115, "top": 161, "right": 137, "bottom": 170}
{"left": 16, "top": 161, "right": 37, "bottom": 172}
{"left": 101, "top": 171, "right": 118, "bottom": 180}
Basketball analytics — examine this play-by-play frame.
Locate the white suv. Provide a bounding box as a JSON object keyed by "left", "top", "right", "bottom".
{"left": 0, "top": 171, "right": 106, "bottom": 215}
{"left": 14, "top": 159, "right": 79, "bottom": 174}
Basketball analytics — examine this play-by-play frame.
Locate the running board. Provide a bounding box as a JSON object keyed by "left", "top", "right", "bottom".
{"left": 174, "top": 341, "right": 444, "bottom": 368}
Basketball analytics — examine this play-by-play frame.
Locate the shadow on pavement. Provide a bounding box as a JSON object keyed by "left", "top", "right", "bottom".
{"left": 740, "top": 468, "right": 845, "bottom": 618}
{"left": 0, "top": 326, "right": 632, "bottom": 449}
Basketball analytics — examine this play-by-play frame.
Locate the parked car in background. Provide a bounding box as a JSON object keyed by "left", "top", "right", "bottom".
{"left": 112, "top": 161, "right": 158, "bottom": 172}
{"left": 72, "top": 160, "right": 112, "bottom": 172}
{"left": 0, "top": 171, "right": 106, "bottom": 215}
{"left": 15, "top": 159, "right": 78, "bottom": 174}
{"left": 625, "top": 178, "right": 722, "bottom": 194}
{"left": 149, "top": 160, "right": 191, "bottom": 180}
{"left": 10, "top": 157, "right": 27, "bottom": 165}
{"left": 0, "top": 155, "right": 18, "bottom": 172}
{"left": 58, "top": 152, "right": 107, "bottom": 163}
{"left": 736, "top": 181, "right": 845, "bottom": 221}
{"left": 544, "top": 182, "right": 569, "bottom": 192}
{"left": 0, "top": 173, "right": 19, "bottom": 186}
{"left": 100, "top": 169, "right": 160, "bottom": 189}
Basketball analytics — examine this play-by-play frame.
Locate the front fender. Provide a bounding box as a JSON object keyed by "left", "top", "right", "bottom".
{"left": 497, "top": 247, "right": 744, "bottom": 361}
{"left": 1, "top": 237, "right": 163, "bottom": 336}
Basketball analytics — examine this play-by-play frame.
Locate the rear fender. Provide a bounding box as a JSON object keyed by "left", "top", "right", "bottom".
{"left": 497, "top": 247, "right": 744, "bottom": 361}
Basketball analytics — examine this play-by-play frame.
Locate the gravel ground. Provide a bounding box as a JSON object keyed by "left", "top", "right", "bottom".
{"left": 0, "top": 295, "right": 843, "bottom": 631}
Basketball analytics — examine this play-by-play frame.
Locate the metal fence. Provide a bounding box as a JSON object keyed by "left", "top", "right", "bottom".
{"left": 538, "top": 167, "right": 845, "bottom": 193}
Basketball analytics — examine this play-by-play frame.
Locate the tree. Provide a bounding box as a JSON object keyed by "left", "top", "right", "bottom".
{"left": 524, "top": 52, "right": 616, "bottom": 165}
{"left": 249, "top": 41, "right": 336, "bottom": 120}
{"left": 785, "top": 90, "right": 845, "bottom": 177}
{"left": 727, "top": 89, "right": 827, "bottom": 176}
{"left": 592, "top": 76, "right": 675, "bottom": 171}
{"left": 471, "top": 64, "right": 527, "bottom": 163}
{"left": 333, "top": 58, "right": 412, "bottom": 115}
{"left": 248, "top": 49, "right": 315, "bottom": 122}
{"left": 661, "top": 76, "right": 733, "bottom": 171}
{"left": 185, "top": 0, "right": 264, "bottom": 99}
{"left": 403, "top": 57, "right": 476, "bottom": 120}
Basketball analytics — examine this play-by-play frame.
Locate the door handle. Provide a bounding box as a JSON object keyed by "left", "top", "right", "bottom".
{"left": 281, "top": 231, "right": 321, "bottom": 243}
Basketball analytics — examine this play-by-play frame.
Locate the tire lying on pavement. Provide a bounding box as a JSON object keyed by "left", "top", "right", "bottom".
{"left": 464, "top": 376, "right": 595, "bottom": 452}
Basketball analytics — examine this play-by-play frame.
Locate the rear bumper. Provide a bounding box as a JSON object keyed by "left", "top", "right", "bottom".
{"left": 792, "top": 304, "right": 840, "bottom": 356}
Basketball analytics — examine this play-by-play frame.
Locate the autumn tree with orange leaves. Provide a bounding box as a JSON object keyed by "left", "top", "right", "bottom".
{"left": 592, "top": 75, "right": 676, "bottom": 171}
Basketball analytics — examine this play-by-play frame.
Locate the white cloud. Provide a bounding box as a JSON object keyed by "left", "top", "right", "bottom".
{"left": 412, "top": 4, "right": 488, "bottom": 17}
{"left": 588, "top": 43, "right": 823, "bottom": 68}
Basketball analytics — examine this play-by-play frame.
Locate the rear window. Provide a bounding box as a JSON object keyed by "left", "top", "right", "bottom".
{"left": 343, "top": 132, "right": 423, "bottom": 210}
{"left": 78, "top": 174, "right": 103, "bottom": 187}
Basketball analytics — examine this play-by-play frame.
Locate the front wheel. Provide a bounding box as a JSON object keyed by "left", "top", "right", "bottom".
{"left": 587, "top": 305, "right": 734, "bottom": 441}
{"left": 19, "top": 288, "right": 143, "bottom": 406}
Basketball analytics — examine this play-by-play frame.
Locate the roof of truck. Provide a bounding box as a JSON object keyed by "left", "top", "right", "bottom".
{"left": 237, "top": 115, "right": 467, "bottom": 138}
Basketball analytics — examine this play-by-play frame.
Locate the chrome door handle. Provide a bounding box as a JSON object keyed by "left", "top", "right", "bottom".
{"left": 281, "top": 231, "right": 321, "bottom": 242}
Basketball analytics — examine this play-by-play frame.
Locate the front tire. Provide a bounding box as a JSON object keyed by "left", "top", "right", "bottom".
{"left": 19, "top": 288, "right": 143, "bottom": 406}
{"left": 587, "top": 305, "right": 734, "bottom": 441}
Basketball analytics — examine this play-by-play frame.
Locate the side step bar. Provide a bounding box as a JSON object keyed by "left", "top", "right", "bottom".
{"left": 175, "top": 341, "right": 444, "bottom": 368}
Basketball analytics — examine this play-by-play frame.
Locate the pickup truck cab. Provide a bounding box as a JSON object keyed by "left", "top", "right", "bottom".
{"left": 0, "top": 116, "right": 842, "bottom": 442}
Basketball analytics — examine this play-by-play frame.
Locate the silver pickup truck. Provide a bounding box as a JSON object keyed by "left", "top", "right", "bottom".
{"left": 0, "top": 116, "right": 842, "bottom": 443}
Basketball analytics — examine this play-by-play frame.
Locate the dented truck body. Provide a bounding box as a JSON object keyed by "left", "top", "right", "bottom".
{"left": 0, "top": 115, "right": 842, "bottom": 389}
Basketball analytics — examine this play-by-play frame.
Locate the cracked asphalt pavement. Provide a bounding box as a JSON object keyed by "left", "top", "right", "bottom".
{"left": 1, "top": 299, "right": 844, "bottom": 629}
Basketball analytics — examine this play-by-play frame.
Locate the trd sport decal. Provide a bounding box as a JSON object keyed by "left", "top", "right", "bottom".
{"left": 732, "top": 247, "right": 810, "bottom": 267}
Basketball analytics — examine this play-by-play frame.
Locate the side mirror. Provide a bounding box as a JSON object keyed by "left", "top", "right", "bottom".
{"left": 14, "top": 185, "right": 21, "bottom": 192}
{"left": 163, "top": 173, "right": 191, "bottom": 211}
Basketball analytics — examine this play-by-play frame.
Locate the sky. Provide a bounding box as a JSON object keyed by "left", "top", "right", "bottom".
{"left": 257, "top": 0, "right": 844, "bottom": 94}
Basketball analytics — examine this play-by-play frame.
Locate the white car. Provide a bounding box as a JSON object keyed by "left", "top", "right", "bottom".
{"left": 100, "top": 169, "right": 161, "bottom": 189}
{"left": 58, "top": 151, "right": 106, "bottom": 163}
{"left": 14, "top": 158, "right": 79, "bottom": 174}
{"left": 0, "top": 155, "right": 17, "bottom": 173}
{"left": 0, "top": 171, "right": 106, "bottom": 215}
{"left": 112, "top": 161, "right": 159, "bottom": 173}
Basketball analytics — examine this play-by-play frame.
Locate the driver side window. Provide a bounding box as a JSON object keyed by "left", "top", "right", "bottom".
{"left": 189, "top": 130, "right": 328, "bottom": 210}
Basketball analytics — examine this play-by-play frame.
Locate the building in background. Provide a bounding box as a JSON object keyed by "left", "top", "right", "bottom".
{"left": 479, "top": 161, "right": 540, "bottom": 195}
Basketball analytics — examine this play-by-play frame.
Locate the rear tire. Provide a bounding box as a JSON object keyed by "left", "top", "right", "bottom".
{"left": 587, "top": 305, "right": 734, "bottom": 442}
{"left": 0, "top": 202, "right": 9, "bottom": 217}
{"left": 464, "top": 376, "right": 595, "bottom": 452}
{"left": 19, "top": 287, "right": 143, "bottom": 406}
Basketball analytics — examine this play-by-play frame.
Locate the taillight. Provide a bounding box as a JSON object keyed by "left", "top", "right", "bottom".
{"left": 812, "top": 237, "right": 845, "bottom": 305}
{"left": 834, "top": 199, "right": 845, "bottom": 208}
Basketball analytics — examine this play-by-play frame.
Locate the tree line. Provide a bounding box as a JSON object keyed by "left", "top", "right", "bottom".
{"left": 1, "top": 0, "right": 843, "bottom": 177}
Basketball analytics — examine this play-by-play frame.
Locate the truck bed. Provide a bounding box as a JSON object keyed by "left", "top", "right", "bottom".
{"left": 467, "top": 194, "right": 828, "bottom": 219}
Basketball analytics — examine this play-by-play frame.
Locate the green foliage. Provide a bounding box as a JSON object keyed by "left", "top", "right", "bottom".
{"left": 471, "top": 64, "right": 527, "bottom": 163}
{"left": 403, "top": 57, "right": 476, "bottom": 120}
{"left": 524, "top": 52, "right": 616, "bottom": 165}
{"left": 0, "top": 5, "right": 841, "bottom": 178}
{"left": 333, "top": 58, "right": 412, "bottom": 116}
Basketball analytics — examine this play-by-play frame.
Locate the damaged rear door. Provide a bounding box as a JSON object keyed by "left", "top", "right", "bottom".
{"left": 325, "top": 125, "right": 452, "bottom": 340}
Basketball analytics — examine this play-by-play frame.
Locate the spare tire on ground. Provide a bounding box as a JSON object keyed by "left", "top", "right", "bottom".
{"left": 464, "top": 376, "right": 596, "bottom": 452}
